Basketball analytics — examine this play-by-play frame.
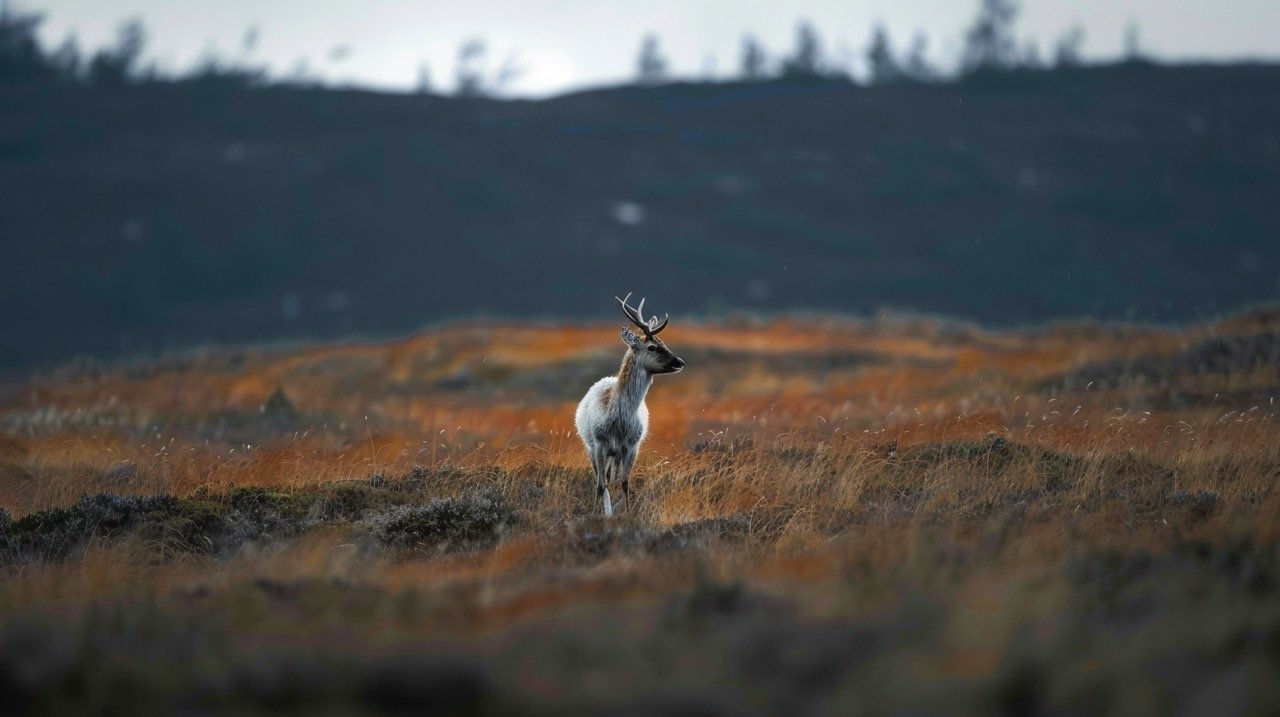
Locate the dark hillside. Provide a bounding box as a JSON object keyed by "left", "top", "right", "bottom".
{"left": 3, "top": 63, "right": 1279, "bottom": 368}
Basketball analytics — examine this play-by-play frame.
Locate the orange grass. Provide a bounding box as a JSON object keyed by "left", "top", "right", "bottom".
{"left": 4, "top": 313, "right": 1277, "bottom": 529}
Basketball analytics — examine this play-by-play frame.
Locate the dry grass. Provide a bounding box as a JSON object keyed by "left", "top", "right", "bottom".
{"left": 2, "top": 309, "right": 1279, "bottom": 714}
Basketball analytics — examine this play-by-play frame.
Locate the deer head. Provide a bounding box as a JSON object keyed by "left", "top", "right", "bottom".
{"left": 617, "top": 292, "right": 685, "bottom": 374}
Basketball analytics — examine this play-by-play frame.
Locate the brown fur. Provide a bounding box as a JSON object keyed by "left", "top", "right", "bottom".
{"left": 604, "top": 352, "right": 638, "bottom": 409}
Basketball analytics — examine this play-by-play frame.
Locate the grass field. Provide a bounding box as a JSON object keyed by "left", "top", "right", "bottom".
{"left": 2, "top": 309, "right": 1279, "bottom": 714}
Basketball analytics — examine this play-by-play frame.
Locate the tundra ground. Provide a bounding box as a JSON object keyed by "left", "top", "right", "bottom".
{"left": 2, "top": 310, "right": 1279, "bottom": 714}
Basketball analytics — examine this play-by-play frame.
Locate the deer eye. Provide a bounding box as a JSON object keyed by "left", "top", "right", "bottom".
{"left": 646, "top": 345, "right": 657, "bottom": 352}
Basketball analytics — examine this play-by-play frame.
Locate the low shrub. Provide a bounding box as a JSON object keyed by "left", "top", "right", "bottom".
{"left": 220, "top": 488, "right": 313, "bottom": 552}
{"left": 2, "top": 494, "right": 196, "bottom": 563}
{"left": 367, "top": 493, "right": 513, "bottom": 552}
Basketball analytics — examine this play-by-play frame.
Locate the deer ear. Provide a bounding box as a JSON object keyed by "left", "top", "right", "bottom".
{"left": 621, "top": 327, "right": 643, "bottom": 349}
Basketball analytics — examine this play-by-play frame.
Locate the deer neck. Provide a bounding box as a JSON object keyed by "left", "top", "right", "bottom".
{"left": 611, "top": 351, "right": 652, "bottom": 415}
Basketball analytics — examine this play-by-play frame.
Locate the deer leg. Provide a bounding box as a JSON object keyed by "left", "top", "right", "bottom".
{"left": 589, "top": 447, "right": 604, "bottom": 494}
{"left": 591, "top": 444, "right": 613, "bottom": 518}
{"left": 618, "top": 445, "right": 638, "bottom": 513}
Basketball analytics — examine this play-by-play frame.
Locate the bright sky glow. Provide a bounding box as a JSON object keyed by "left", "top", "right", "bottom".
{"left": 22, "top": 0, "right": 1280, "bottom": 97}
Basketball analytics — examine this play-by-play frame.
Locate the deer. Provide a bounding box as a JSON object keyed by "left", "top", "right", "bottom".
{"left": 575, "top": 294, "right": 686, "bottom": 517}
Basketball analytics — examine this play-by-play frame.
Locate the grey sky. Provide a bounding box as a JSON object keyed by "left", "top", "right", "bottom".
{"left": 22, "top": 0, "right": 1280, "bottom": 96}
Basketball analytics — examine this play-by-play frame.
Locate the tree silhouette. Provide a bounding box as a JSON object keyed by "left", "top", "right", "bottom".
{"left": 866, "top": 24, "right": 899, "bottom": 85}
{"left": 902, "top": 32, "right": 937, "bottom": 82}
{"left": 960, "top": 0, "right": 1020, "bottom": 74}
{"left": 1021, "top": 39, "right": 1042, "bottom": 69}
{"left": 1053, "top": 24, "right": 1085, "bottom": 68}
{"left": 242, "top": 26, "right": 259, "bottom": 55}
{"left": 1123, "top": 22, "right": 1146, "bottom": 63}
{"left": 0, "top": 6, "right": 55, "bottom": 84}
{"left": 48, "top": 33, "right": 80, "bottom": 82}
{"left": 636, "top": 34, "right": 667, "bottom": 85}
{"left": 187, "top": 48, "right": 266, "bottom": 88}
{"left": 739, "top": 35, "right": 767, "bottom": 80}
{"left": 416, "top": 62, "right": 432, "bottom": 94}
{"left": 492, "top": 53, "right": 524, "bottom": 92}
{"left": 88, "top": 18, "right": 147, "bottom": 86}
{"left": 780, "top": 20, "right": 824, "bottom": 78}
{"left": 452, "top": 39, "right": 522, "bottom": 97}
{"left": 454, "top": 38, "right": 486, "bottom": 97}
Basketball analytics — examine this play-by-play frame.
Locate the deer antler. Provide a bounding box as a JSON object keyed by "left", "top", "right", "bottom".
{"left": 616, "top": 293, "right": 669, "bottom": 338}
{"left": 616, "top": 293, "right": 643, "bottom": 330}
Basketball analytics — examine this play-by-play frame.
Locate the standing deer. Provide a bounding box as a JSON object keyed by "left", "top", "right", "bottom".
{"left": 575, "top": 294, "right": 686, "bottom": 517}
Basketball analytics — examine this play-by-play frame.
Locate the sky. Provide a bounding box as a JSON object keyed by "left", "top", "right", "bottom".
{"left": 20, "top": 0, "right": 1280, "bottom": 96}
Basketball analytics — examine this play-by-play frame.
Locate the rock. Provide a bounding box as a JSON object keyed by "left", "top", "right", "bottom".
{"left": 261, "top": 385, "right": 298, "bottom": 418}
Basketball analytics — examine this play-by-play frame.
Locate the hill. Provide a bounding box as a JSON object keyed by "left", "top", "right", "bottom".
{"left": 3, "top": 63, "right": 1279, "bottom": 369}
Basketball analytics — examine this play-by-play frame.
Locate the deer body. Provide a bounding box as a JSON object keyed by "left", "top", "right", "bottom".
{"left": 575, "top": 295, "right": 684, "bottom": 517}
